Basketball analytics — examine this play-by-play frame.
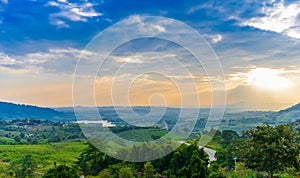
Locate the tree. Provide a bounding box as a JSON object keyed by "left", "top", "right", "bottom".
{"left": 221, "top": 130, "right": 239, "bottom": 146}
{"left": 143, "top": 162, "right": 156, "bottom": 178}
{"left": 233, "top": 162, "right": 257, "bottom": 178}
{"left": 118, "top": 166, "right": 135, "bottom": 178}
{"left": 238, "top": 124, "right": 300, "bottom": 178}
{"left": 14, "top": 135, "right": 21, "bottom": 142}
{"left": 207, "top": 162, "right": 226, "bottom": 178}
{"left": 76, "top": 142, "right": 119, "bottom": 176}
{"left": 188, "top": 150, "right": 208, "bottom": 178}
{"left": 96, "top": 169, "right": 113, "bottom": 178}
{"left": 42, "top": 164, "right": 79, "bottom": 178}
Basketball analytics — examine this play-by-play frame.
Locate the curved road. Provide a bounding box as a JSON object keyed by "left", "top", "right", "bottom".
{"left": 179, "top": 141, "right": 216, "bottom": 162}
{"left": 199, "top": 146, "right": 216, "bottom": 162}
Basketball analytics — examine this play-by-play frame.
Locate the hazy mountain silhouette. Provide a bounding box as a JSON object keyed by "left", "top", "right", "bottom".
{"left": 1, "top": 101, "right": 300, "bottom": 125}
{"left": 278, "top": 102, "right": 300, "bottom": 113}
{"left": 0, "top": 101, "right": 72, "bottom": 121}
{"left": 269, "top": 102, "right": 300, "bottom": 123}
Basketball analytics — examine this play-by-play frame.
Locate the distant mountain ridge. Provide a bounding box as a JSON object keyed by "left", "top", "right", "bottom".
{"left": 270, "top": 102, "right": 300, "bottom": 124}
{"left": 1, "top": 101, "right": 300, "bottom": 126}
{"left": 278, "top": 102, "right": 300, "bottom": 113}
{"left": 0, "top": 101, "right": 71, "bottom": 121}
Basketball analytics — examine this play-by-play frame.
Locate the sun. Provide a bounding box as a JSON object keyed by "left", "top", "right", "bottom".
{"left": 247, "top": 68, "right": 294, "bottom": 91}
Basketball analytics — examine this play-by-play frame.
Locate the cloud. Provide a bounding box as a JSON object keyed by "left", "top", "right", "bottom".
{"left": 123, "top": 15, "right": 167, "bottom": 35}
{"left": 205, "top": 34, "right": 222, "bottom": 43}
{"left": 0, "top": 48, "right": 82, "bottom": 74}
{"left": 0, "top": 66, "right": 40, "bottom": 75}
{"left": 227, "top": 67, "right": 300, "bottom": 90}
{"left": 225, "top": 66, "right": 300, "bottom": 110}
{"left": 0, "top": 52, "right": 19, "bottom": 65}
{"left": 115, "top": 56, "right": 143, "bottom": 64}
{"left": 241, "top": 0, "right": 300, "bottom": 39}
{"left": 50, "top": 19, "right": 70, "bottom": 28}
{"left": 47, "top": 0, "right": 102, "bottom": 28}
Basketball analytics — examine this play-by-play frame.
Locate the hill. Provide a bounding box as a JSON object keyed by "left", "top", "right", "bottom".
{"left": 0, "top": 101, "right": 72, "bottom": 121}
{"left": 278, "top": 102, "right": 300, "bottom": 113}
{"left": 272, "top": 102, "right": 300, "bottom": 123}
{"left": 219, "top": 102, "right": 300, "bottom": 133}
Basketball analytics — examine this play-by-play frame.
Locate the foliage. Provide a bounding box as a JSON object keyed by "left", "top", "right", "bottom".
{"left": 118, "top": 166, "right": 135, "bottom": 178}
{"left": 42, "top": 164, "right": 79, "bottom": 178}
{"left": 11, "top": 154, "right": 37, "bottom": 178}
{"left": 207, "top": 162, "right": 226, "bottom": 178}
{"left": 76, "top": 140, "right": 214, "bottom": 177}
{"left": 238, "top": 124, "right": 300, "bottom": 177}
{"left": 233, "top": 162, "right": 257, "bottom": 178}
{"left": 0, "top": 119, "right": 84, "bottom": 145}
{"left": 76, "top": 142, "right": 120, "bottom": 176}
{"left": 142, "top": 162, "right": 156, "bottom": 178}
{"left": 0, "top": 141, "right": 86, "bottom": 177}
{"left": 116, "top": 128, "right": 168, "bottom": 142}
{"left": 188, "top": 150, "right": 208, "bottom": 178}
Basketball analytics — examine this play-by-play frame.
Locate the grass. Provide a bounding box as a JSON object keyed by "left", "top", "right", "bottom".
{"left": 116, "top": 128, "right": 169, "bottom": 142}
{"left": 0, "top": 141, "right": 87, "bottom": 177}
{"left": 116, "top": 128, "right": 168, "bottom": 142}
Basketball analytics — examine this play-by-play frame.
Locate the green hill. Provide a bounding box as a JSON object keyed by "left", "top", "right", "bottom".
{"left": 0, "top": 102, "right": 73, "bottom": 121}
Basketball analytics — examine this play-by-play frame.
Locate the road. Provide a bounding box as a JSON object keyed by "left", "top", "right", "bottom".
{"left": 179, "top": 141, "right": 216, "bottom": 162}
{"left": 199, "top": 146, "right": 216, "bottom": 162}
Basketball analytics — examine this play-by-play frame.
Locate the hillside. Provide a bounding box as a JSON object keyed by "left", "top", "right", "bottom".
{"left": 220, "top": 102, "right": 300, "bottom": 133}
{"left": 273, "top": 102, "right": 300, "bottom": 123}
{"left": 278, "top": 102, "right": 300, "bottom": 113}
{"left": 2, "top": 101, "right": 300, "bottom": 132}
{"left": 0, "top": 102, "right": 72, "bottom": 121}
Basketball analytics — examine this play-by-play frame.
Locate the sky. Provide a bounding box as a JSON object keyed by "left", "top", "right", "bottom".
{"left": 0, "top": 0, "right": 300, "bottom": 110}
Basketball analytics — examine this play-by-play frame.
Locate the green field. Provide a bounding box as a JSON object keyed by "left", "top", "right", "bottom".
{"left": 0, "top": 141, "right": 87, "bottom": 177}
{"left": 116, "top": 128, "right": 168, "bottom": 142}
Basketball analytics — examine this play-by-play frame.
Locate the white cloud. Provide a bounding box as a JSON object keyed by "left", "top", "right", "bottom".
{"left": 246, "top": 67, "right": 295, "bottom": 91}
{"left": 241, "top": 0, "right": 300, "bottom": 39}
{"left": 47, "top": 0, "right": 102, "bottom": 28}
{"left": 116, "top": 57, "right": 143, "bottom": 64}
{"left": 286, "top": 27, "right": 300, "bottom": 39}
{"left": 112, "top": 53, "right": 177, "bottom": 65}
{"left": 151, "top": 24, "right": 166, "bottom": 33}
{"left": 0, "top": 66, "right": 40, "bottom": 75}
{"left": 0, "top": 48, "right": 83, "bottom": 74}
{"left": 124, "top": 15, "right": 168, "bottom": 35}
{"left": 205, "top": 34, "right": 223, "bottom": 43}
{"left": 51, "top": 19, "right": 70, "bottom": 28}
{"left": 0, "top": 52, "right": 19, "bottom": 65}
{"left": 227, "top": 67, "right": 300, "bottom": 91}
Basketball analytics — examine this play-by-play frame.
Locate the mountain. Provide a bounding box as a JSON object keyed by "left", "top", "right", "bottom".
{"left": 271, "top": 102, "right": 300, "bottom": 124}
{"left": 227, "top": 102, "right": 291, "bottom": 112}
{"left": 0, "top": 101, "right": 73, "bottom": 121}
{"left": 278, "top": 102, "right": 300, "bottom": 113}
{"left": 1, "top": 101, "right": 300, "bottom": 129}
{"left": 218, "top": 102, "right": 300, "bottom": 134}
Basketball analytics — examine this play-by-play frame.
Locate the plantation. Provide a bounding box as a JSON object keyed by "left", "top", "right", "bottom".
{"left": 0, "top": 141, "right": 87, "bottom": 177}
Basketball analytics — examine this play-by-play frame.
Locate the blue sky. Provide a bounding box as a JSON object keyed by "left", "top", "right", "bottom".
{"left": 1, "top": 0, "right": 300, "bottom": 110}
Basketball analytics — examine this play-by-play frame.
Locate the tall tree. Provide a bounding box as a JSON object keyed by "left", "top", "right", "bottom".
{"left": 76, "top": 142, "right": 120, "bottom": 176}
{"left": 238, "top": 124, "right": 300, "bottom": 178}
{"left": 188, "top": 150, "right": 208, "bottom": 178}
